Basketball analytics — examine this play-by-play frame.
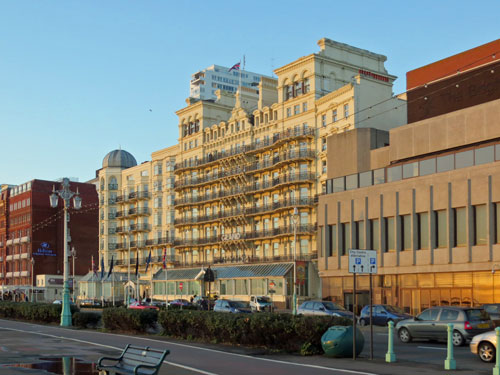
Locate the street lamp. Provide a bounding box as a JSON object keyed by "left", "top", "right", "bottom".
{"left": 71, "top": 247, "right": 77, "bottom": 303}
{"left": 30, "top": 258, "right": 35, "bottom": 302}
{"left": 291, "top": 206, "right": 299, "bottom": 315}
{"left": 49, "top": 178, "right": 82, "bottom": 327}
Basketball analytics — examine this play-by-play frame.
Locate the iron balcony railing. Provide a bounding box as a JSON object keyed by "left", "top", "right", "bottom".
{"left": 145, "top": 237, "right": 173, "bottom": 246}
{"left": 174, "top": 127, "right": 315, "bottom": 172}
{"left": 108, "top": 183, "right": 118, "bottom": 190}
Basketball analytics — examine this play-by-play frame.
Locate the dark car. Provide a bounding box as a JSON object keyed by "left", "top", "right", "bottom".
{"left": 482, "top": 304, "right": 500, "bottom": 327}
{"left": 213, "top": 299, "right": 252, "bottom": 313}
{"left": 297, "top": 301, "right": 354, "bottom": 319}
{"left": 359, "top": 304, "right": 412, "bottom": 326}
{"left": 396, "top": 306, "right": 493, "bottom": 346}
{"left": 168, "top": 299, "right": 192, "bottom": 307}
{"left": 77, "top": 299, "right": 101, "bottom": 308}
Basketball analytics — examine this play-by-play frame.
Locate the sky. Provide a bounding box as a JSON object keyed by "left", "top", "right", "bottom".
{"left": 1, "top": 1, "right": 499, "bottom": 186}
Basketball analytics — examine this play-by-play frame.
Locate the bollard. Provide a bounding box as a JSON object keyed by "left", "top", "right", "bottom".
{"left": 385, "top": 320, "right": 396, "bottom": 363}
{"left": 444, "top": 323, "right": 456, "bottom": 370}
{"left": 493, "top": 327, "right": 500, "bottom": 375}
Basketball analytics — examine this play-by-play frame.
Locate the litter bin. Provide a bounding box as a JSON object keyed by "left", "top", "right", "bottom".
{"left": 321, "top": 326, "right": 364, "bottom": 357}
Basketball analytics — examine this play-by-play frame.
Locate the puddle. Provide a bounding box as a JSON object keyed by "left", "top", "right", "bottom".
{"left": 6, "top": 357, "right": 100, "bottom": 374}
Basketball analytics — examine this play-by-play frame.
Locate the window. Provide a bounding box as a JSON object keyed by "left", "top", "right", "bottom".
{"left": 474, "top": 204, "right": 487, "bottom": 245}
{"left": 321, "top": 138, "right": 327, "bottom": 151}
{"left": 439, "top": 309, "right": 459, "bottom": 321}
{"left": 455, "top": 150, "right": 473, "bottom": 169}
{"left": 321, "top": 114, "right": 326, "bottom": 127}
{"left": 437, "top": 155, "right": 454, "bottom": 173}
{"left": 304, "top": 78, "right": 310, "bottom": 93}
{"left": 332, "top": 109, "right": 338, "bottom": 122}
{"left": 475, "top": 146, "right": 495, "bottom": 165}
{"left": 403, "top": 162, "right": 419, "bottom": 179}
{"left": 294, "top": 81, "right": 302, "bottom": 96}
{"left": 322, "top": 160, "right": 327, "bottom": 174}
{"left": 286, "top": 108, "right": 292, "bottom": 117}
{"left": 402, "top": 215, "right": 411, "bottom": 250}
{"left": 294, "top": 105, "right": 300, "bottom": 115}
{"left": 346, "top": 174, "right": 358, "bottom": 190}
{"left": 300, "top": 239, "right": 309, "bottom": 255}
{"left": 328, "top": 224, "right": 337, "bottom": 256}
{"left": 333, "top": 177, "right": 345, "bottom": 193}
{"left": 497, "top": 203, "right": 500, "bottom": 244}
{"left": 436, "top": 210, "right": 447, "bottom": 248}
{"left": 455, "top": 207, "right": 466, "bottom": 246}
{"left": 359, "top": 171, "right": 372, "bottom": 188}
{"left": 370, "top": 219, "right": 379, "bottom": 251}
{"left": 342, "top": 223, "right": 351, "bottom": 255}
{"left": 386, "top": 217, "right": 395, "bottom": 251}
{"left": 302, "top": 102, "right": 308, "bottom": 112}
{"left": 373, "top": 169, "right": 385, "bottom": 184}
{"left": 344, "top": 104, "right": 349, "bottom": 118}
{"left": 356, "top": 221, "right": 365, "bottom": 249}
{"left": 418, "top": 308, "right": 439, "bottom": 321}
{"left": 387, "top": 166, "right": 402, "bottom": 182}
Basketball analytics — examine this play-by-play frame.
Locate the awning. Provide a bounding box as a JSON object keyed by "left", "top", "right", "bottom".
{"left": 153, "top": 263, "right": 293, "bottom": 281}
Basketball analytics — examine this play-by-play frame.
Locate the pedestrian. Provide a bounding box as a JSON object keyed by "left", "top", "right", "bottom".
{"left": 190, "top": 294, "right": 195, "bottom": 304}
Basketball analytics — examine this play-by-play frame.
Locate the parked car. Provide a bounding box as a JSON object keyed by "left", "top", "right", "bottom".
{"left": 168, "top": 299, "right": 192, "bottom": 307}
{"left": 482, "top": 304, "right": 500, "bottom": 327}
{"left": 150, "top": 300, "right": 167, "bottom": 308}
{"left": 470, "top": 330, "right": 498, "bottom": 362}
{"left": 78, "top": 299, "right": 102, "bottom": 308}
{"left": 53, "top": 299, "right": 76, "bottom": 306}
{"left": 193, "top": 296, "right": 214, "bottom": 310}
{"left": 359, "top": 304, "right": 413, "bottom": 326}
{"left": 214, "top": 299, "right": 252, "bottom": 313}
{"left": 297, "top": 301, "right": 354, "bottom": 319}
{"left": 396, "top": 306, "right": 493, "bottom": 346}
{"left": 250, "top": 296, "right": 273, "bottom": 312}
{"left": 128, "top": 301, "right": 159, "bottom": 310}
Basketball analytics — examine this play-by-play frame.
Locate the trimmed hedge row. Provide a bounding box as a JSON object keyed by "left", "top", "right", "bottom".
{"left": 0, "top": 301, "right": 79, "bottom": 323}
{"left": 102, "top": 308, "right": 158, "bottom": 333}
{"left": 73, "top": 311, "right": 101, "bottom": 329}
{"left": 158, "top": 310, "right": 351, "bottom": 355}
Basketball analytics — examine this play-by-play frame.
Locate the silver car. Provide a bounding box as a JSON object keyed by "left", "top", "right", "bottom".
{"left": 470, "top": 330, "right": 497, "bottom": 362}
{"left": 297, "top": 301, "right": 354, "bottom": 319}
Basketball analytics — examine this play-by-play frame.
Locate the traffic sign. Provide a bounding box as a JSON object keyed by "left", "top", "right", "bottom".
{"left": 179, "top": 282, "right": 183, "bottom": 291}
{"left": 348, "top": 249, "right": 377, "bottom": 274}
{"left": 269, "top": 281, "right": 275, "bottom": 289}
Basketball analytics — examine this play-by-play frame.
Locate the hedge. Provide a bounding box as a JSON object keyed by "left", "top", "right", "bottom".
{"left": 73, "top": 311, "right": 101, "bottom": 329}
{"left": 158, "top": 310, "right": 351, "bottom": 354}
{"left": 0, "top": 301, "right": 79, "bottom": 323}
{"left": 102, "top": 307, "right": 158, "bottom": 333}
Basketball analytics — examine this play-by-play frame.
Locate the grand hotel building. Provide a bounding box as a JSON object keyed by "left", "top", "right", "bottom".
{"left": 90, "top": 38, "right": 406, "bottom": 306}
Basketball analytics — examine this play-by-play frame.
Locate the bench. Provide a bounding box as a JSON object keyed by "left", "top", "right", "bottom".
{"left": 97, "top": 344, "right": 169, "bottom": 375}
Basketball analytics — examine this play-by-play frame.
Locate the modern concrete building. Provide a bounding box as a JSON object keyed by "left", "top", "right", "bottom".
{"left": 318, "top": 40, "right": 500, "bottom": 315}
{"left": 190, "top": 64, "right": 272, "bottom": 101}
{"left": 0, "top": 179, "right": 98, "bottom": 301}
{"left": 167, "top": 38, "right": 406, "bottom": 308}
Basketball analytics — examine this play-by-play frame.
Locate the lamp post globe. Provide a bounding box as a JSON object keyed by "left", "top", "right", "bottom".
{"left": 49, "top": 178, "right": 81, "bottom": 327}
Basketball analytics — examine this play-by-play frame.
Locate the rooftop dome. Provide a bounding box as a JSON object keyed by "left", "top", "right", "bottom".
{"left": 102, "top": 149, "right": 137, "bottom": 169}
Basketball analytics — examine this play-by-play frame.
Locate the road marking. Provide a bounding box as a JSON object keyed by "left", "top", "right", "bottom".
{"left": 0, "top": 322, "right": 380, "bottom": 375}
{"left": 417, "top": 346, "right": 447, "bottom": 351}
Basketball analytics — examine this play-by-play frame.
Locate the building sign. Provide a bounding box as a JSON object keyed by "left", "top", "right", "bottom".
{"left": 296, "top": 261, "right": 307, "bottom": 285}
{"left": 33, "top": 242, "right": 56, "bottom": 257}
{"left": 358, "top": 69, "right": 389, "bottom": 82}
{"left": 221, "top": 233, "right": 241, "bottom": 241}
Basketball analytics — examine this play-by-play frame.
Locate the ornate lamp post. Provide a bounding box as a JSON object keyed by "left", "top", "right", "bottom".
{"left": 291, "top": 206, "right": 299, "bottom": 315}
{"left": 49, "top": 178, "right": 82, "bottom": 327}
{"left": 71, "top": 247, "right": 77, "bottom": 303}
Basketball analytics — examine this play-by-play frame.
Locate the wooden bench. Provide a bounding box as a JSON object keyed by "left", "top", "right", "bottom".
{"left": 97, "top": 344, "right": 169, "bottom": 375}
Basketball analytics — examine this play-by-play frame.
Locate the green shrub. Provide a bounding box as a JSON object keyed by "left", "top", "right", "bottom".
{"left": 102, "top": 307, "right": 158, "bottom": 333}
{"left": 0, "top": 301, "right": 79, "bottom": 323}
{"left": 158, "top": 310, "right": 350, "bottom": 354}
{"left": 72, "top": 311, "right": 101, "bottom": 329}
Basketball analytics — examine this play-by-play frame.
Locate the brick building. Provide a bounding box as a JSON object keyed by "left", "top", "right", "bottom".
{"left": 0, "top": 179, "right": 98, "bottom": 301}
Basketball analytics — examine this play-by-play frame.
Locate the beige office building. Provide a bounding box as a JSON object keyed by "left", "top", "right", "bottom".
{"left": 165, "top": 38, "right": 406, "bottom": 308}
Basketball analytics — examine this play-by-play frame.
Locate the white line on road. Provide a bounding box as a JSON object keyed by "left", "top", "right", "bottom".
{"left": 417, "top": 346, "right": 447, "bottom": 351}
{"left": 0, "top": 322, "right": 380, "bottom": 375}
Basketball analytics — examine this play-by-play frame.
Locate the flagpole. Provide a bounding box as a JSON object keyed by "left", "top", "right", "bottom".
{"left": 127, "top": 236, "right": 130, "bottom": 307}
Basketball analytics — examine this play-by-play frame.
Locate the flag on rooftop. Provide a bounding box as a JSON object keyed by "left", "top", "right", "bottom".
{"left": 228, "top": 62, "right": 240, "bottom": 73}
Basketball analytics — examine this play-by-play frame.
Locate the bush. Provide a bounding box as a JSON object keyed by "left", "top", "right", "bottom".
{"left": 102, "top": 307, "right": 158, "bottom": 333}
{"left": 158, "top": 310, "right": 351, "bottom": 354}
{"left": 0, "top": 301, "right": 79, "bottom": 323}
{"left": 72, "top": 311, "right": 101, "bottom": 329}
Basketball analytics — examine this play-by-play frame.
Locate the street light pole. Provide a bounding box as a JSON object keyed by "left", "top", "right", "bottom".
{"left": 30, "top": 258, "right": 35, "bottom": 302}
{"left": 292, "top": 206, "right": 298, "bottom": 315}
{"left": 49, "top": 178, "right": 82, "bottom": 327}
{"left": 71, "top": 247, "right": 76, "bottom": 303}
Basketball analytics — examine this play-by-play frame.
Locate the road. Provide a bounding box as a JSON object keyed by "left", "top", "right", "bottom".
{"left": 0, "top": 319, "right": 493, "bottom": 375}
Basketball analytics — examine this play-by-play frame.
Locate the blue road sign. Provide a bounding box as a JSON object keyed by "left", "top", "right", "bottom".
{"left": 355, "top": 258, "right": 361, "bottom": 265}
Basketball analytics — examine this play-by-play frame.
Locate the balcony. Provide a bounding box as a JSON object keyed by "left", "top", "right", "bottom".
{"left": 6, "top": 272, "right": 12, "bottom": 277}
{"left": 145, "top": 237, "right": 173, "bottom": 246}
{"left": 0, "top": 256, "right": 2, "bottom": 262}
{"left": 13, "top": 271, "right": 20, "bottom": 277}
{"left": 174, "top": 127, "right": 315, "bottom": 172}
{"left": 20, "top": 271, "right": 29, "bottom": 277}
{"left": 20, "top": 236, "right": 30, "bottom": 243}
{"left": 108, "top": 243, "right": 118, "bottom": 250}
{"left": 108, "top": 183, "right": 118, "bottom": 190}
{"left": 108, "top": 212, "right": 117, "bottom": 219}
{"left": 0, "top": 273, "right": 3, "bottom": 278}
{"left": 127, "top": 207, "right": 151, "bottom": 217}
{"left": 108, "top": 228, "right": 117, "bottom": 235}
{"left": 129, "top": 223, "right": 151, "bottom": 232}
{"left": 130, "top": 240, "right": 147, "bottom": 248}
{"left": 108, "top": 198, "right": 117, "bottom": 205}
{"left": 6, "top": 255, "right": 13, "bottom": 261}
{"left": 13, "top": 254, "right": 20, "bottom": 260}
{"left": 21, "top": 253, "right": 29, "bottom": 259}
{"left": 246, "top": 197, "right": 315, "bottom": 216}
{"left": 174, "top": 208, "right": 245, "bottom": 226}
{"left": 6, "top": 239, "right": 13, "bottom": 246}
{"left": 137, "top": 191, "right": 151, "bottom": 200}
{"left": 116, "top": 226, "right": 128, "bottom": 233}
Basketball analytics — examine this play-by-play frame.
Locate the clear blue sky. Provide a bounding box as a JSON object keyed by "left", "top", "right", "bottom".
{"left": 1, "top": 1, "right": 499, "bottom": 186}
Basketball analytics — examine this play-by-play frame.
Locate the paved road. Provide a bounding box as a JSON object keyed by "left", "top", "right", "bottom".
{"left": 0, "top": 319, "right": 493, "bottom": 375}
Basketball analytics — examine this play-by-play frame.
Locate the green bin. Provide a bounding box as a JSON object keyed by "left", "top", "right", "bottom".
{"left": 321, "top": 326, "right": 364, "bottom": 357}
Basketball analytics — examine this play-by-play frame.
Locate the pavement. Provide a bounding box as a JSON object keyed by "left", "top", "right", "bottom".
{"left": 0, "top": 319, "right": 495, "bottom": 375}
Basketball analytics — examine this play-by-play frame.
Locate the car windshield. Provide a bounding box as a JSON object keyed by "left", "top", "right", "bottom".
{"left": 384, "top": 305, "right": 404, "bottom": 314}
{"left": 257, "top": 297, "right": 271, "bottom": 303}
{"left": 229, "top": 301, "right": 248, "bottom": 308}
{"left": 323, "top": 302, "right": 346, "bottom": 311}
{"left": 466, "top": 309, "right": 490, "bottom": 321}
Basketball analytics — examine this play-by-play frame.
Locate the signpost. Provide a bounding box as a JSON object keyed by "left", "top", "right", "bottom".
{"left": 179, "top": 282, "right": 183, "bottom": 310}
{"left": 204, "top": 267, "right": 215, "bottom": 310}
{"left": 348, "top": 249, "right": 378, "bottom": 361}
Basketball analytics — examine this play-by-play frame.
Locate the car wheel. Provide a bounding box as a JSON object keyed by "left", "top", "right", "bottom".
{"left": 478, "top": 342, "right": 496, "bottom": 363}
{"left": 452, "top": 330, "right": 465, "bottom": 347}
{"left": 398, "top": 328, "right": 412, "bottom": 343}
{"left": 359, "top": 318, "right": 366, "bottom": 326}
